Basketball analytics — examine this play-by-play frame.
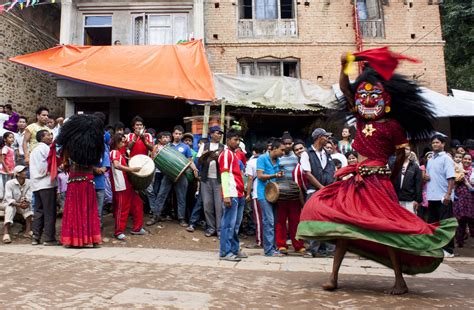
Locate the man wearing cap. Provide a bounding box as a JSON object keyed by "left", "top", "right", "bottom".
{"left": 2, "top": 165, "right": 33, "bottom": 243}
{"left": 197, "top": 125, "right": 225, "bottom": 237}
{"left": 300, "top": 128, "right": 336, "bottom": 257}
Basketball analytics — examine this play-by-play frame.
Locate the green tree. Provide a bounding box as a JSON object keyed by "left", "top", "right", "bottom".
{"left": 440, "top": 0, "right": 474, "bottom": 92}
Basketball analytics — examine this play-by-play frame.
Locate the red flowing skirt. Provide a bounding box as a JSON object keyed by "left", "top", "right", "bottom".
{"left": 60, "top": 172, "right": 101, "bottom": 247}
{"left": 297, "top": 161, "right": 457, "bottom": 275}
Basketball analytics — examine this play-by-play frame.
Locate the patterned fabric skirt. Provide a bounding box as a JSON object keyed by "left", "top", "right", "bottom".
{"left": 60, "top": 171, "right": 101, "bottom": 247}
{"left": 297, "top": 160, "right": 457, "bottom": 275}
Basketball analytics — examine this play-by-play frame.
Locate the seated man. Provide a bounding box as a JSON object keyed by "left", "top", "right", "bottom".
{"left": 3, "top": 165, "right": 33, "bottom": 243}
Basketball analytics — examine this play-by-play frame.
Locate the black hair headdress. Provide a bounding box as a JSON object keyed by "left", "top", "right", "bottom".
{"left": 56, "top": 114, "right": 104, "bottom": 166}
{"left": 350, "top": 67, "right": 435, "bottom": 140}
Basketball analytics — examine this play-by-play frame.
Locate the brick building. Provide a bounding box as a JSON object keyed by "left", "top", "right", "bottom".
{"left": 203, "top": 0, "right": 448, "bottom": 140}
{"left": 205, "top": 0, "right": 447, "bottom": 94}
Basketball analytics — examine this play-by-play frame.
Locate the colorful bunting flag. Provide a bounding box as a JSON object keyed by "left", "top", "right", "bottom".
{"left": 0, "top": 0, "right": 55, "bottom": 12}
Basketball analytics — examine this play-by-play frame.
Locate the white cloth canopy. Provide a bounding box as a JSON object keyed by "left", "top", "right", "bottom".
{"left": 419, "top": 87, "right": 474, "bottom": 118}
{"left": 214, "top": 74, "right": 337, "bottom": 111}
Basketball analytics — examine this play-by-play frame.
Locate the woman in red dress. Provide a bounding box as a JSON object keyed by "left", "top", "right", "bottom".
{"left": 297, "top": 49, "right": 456, "bottom": 295}
{"left": 56, "top": 114, "right": 104, "bottom": 247}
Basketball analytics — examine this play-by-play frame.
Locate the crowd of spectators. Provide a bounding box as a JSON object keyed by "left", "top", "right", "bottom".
{"left": 0, "top": 105, "right": 472, "bottom": 260}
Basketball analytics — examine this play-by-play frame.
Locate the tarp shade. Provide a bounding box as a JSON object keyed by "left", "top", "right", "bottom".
{"left": 419, "top": 87, "right": 474, "bottom": 117}
{"left": 214, "top": 74, "right": 337, "bottom": 111}
{"left": 9, "top": 40, "right": 215, "bottom": 102}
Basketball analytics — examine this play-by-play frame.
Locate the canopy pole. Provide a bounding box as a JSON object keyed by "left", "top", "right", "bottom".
{"left": 220, "top": 99, "right": 226, "bottom": 143}
{"left": 202, "top": 102, "right": 211, "bottom": 138}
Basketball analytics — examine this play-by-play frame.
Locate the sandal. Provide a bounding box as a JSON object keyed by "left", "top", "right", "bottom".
{"left": 22, "top": 231, "right": 33, "bottom": 239}
{"left": 3, "top": 234, "right": 11, "bottom": 244}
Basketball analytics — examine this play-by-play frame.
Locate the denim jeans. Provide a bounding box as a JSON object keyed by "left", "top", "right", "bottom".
{"left": 201, "top": 178, "right": 222, "bottom": 234}
{"left": 258, "top": 199, "right": 278, "bottom": 256}
{"left": 219, "top": 197, "right": 245, "bottom": 257}
{"left": 96, "top": 189, "right": 105, "bottom": 229}
{"left": 152, "top": 174, "right": 188, "bottom": 220}
{"left": 189, "top": 193, "right": 203, "bottom": 227}
{"left": 148, "top": 172, "right": 163, "bottom": 214}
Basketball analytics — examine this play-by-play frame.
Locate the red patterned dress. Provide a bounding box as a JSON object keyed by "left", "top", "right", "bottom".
{"left": 297, "top": 118, "right": 456, "bottom": 274}
{"left": 60, "top": 164, "right": 102, "bottom": 247}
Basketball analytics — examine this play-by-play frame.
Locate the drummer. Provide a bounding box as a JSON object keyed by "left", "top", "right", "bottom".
{"left": 109, "top": 134, "right": 146, "bottom": 240}
{"left": 147, "top": 131, "right": 171, "bottom": 225}
{"left": 148, "top": 125, "right": 199, "bottom": 228}
{"left": 127, "top": 116, "right": 154, "bottom": 157}
{"left": 256, "top": 139, "right": 286, "bottom": 257}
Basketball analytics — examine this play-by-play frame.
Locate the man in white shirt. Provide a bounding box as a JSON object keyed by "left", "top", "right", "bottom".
{"left": 30, "top": 130, "right": 58, "bottom": 246}
{"left": 299, "top": 128, "right": 336, "bottom": 258}
{"left": 245, "top": 141, "right": 266, "bottom": 248}
{"left": 2, "top": 165, "right": 33, "bottom": 243}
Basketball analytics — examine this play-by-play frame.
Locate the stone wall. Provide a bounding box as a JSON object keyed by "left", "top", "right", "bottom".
{"left": 0, "top": 6, "right": 64, "bottom": 123}
{"left": 205, "top": 0, "right": 447, "bottom": 94}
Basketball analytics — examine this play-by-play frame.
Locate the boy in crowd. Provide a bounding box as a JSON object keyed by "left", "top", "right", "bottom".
{"left": 219, "top": 129, "right": 247, "bottom": 261}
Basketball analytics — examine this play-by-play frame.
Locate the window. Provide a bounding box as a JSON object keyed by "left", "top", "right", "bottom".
{"left": 132, "top": 14, "right": 188, "bottom": 45}
{"left": 83, "top": 15, "right": 112, "bottom": 45}
{"left": 238, "top": 59, "right": 299, "bottom": 78}
{"left": 237, "top": 0, "right": 297, "bottom": 38}
{"left": 239, "top": 0, "right": 294, "bottom": 20}
{"left": 357, "top": 0, "right": 384, "bottom": 38}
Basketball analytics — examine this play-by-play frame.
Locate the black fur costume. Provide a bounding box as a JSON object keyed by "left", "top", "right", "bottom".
{"left": 56, "top": 114, "right": 104, "bottom": 166}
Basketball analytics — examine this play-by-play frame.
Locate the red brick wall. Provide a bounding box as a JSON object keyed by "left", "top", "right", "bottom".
{"left": 205, "top": 0, "right": 447, "bottom": 94}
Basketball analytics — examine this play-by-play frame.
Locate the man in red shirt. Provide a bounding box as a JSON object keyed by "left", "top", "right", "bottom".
{"left": 127, "top": 116, "right": 154, "bottom": 157}
{"left": 218, "top": 129, "right": 247, "bottom": 262}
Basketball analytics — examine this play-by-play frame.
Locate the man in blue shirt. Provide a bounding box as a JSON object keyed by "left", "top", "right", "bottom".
{"left": 425, "top": 134, "right": 455, "bottom": 257}
{"left": 93, "top": 134, "right": 111, "bottom": 230}
{"left": 257, "top": 138, "right": 286, "bottom": 257}
{"left": 148, "top": 125, "right": 198, "bottom": 227}
{"left": 92, "top": 112, "right": 111, "bottom": 231}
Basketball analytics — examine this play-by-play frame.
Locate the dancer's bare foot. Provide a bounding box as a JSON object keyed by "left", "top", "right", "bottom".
{"left": 322, "top": 278, "right": 338, "bottom": 291}
{"left": 384, "top": 281, "right": 408, "bottom": 295}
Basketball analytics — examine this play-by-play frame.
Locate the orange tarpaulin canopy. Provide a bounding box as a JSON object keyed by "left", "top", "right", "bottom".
{"left": 9, "top": 40, "right": 215, "bottom": 101}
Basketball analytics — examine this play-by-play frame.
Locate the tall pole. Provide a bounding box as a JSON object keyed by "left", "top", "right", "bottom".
{"left": 202, "top": 102, "right": 211, "bottom": 138}
{"left": 220, "top": 99, "right": 226, "bottom": 143}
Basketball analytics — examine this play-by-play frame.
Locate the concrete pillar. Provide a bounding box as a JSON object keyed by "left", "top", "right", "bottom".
{"left": 193, "top": 0, "right": 205, "bottom": 40}
{"left": 60, "top": 0, "right": 74, "bottom": 44}
{"left": 65, "top": 99, "right": 75, "bottom": 118}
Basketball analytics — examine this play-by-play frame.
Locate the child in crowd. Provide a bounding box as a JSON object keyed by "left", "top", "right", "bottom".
{"left": 454, "top": 152, "right": 465, "bottom": 183}
{"left": 0, "top": 132, "right": 15, "bottom": 199}
{"left": 109, "top": 133, "right": 145, "bottom": 240}
{"left": 56, "top": 168, "right": 68, "bottom": 213}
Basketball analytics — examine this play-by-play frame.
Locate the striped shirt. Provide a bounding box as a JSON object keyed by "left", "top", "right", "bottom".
{"left": 279, "top": 151, "right": 298, "bottom": 180}
{"left": 218, "top": 149, "right": 244, "bottom": 198}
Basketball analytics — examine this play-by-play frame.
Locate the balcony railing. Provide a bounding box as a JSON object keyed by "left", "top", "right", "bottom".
{"left": 238, "top": 19, "right": 297, "bottom": 38}
{"left": 359, "top": 20, "right": 384, "bottom": 38}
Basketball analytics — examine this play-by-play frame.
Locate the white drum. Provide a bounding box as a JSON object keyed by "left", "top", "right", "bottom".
{"left": 127, "top": 154, "right": 155, "bottom": 191}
